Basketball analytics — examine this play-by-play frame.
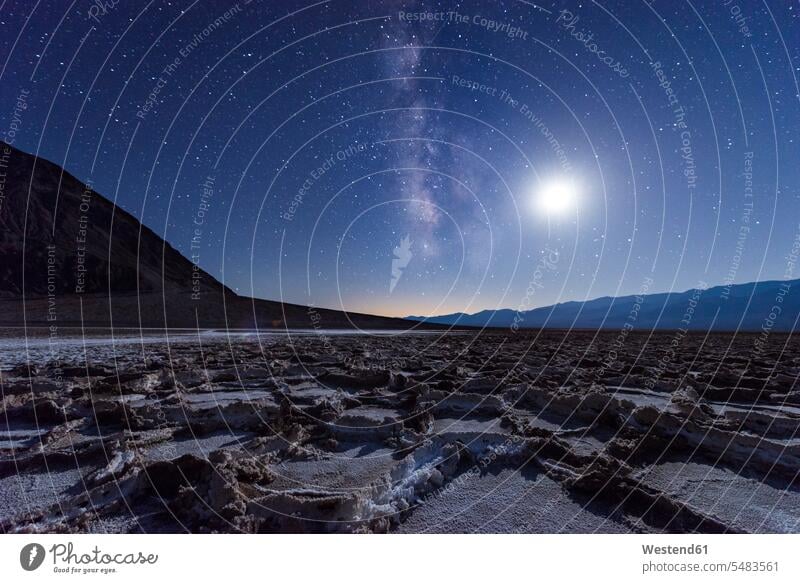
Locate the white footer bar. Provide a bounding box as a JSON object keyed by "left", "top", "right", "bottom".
{"left": 1, "top": 534, "right": 797, "bottom": 582}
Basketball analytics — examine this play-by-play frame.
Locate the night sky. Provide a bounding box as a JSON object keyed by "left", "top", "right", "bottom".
{"left": 1, "top": 0, "right": 798, "bottom": 317}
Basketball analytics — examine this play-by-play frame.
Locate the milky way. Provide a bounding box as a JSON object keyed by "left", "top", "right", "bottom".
{"left": 1, "top": 0, "right": 798, "bottom": 318}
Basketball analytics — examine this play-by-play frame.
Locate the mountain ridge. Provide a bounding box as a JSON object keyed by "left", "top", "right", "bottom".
{"left": 408, "top": 279, "right": 800, "bottom": 332}
{"left": 0, "top": 140, "right": 225, "bottom": 299}
{"left": 0, "top": 142, "right": 430, "bottom": 330}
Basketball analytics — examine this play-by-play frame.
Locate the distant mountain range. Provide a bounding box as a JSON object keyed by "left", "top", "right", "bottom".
{"left": 5, "top": 141, "right": 797, "bottom": 333}
{"left": 0, "top": 142, "right": 425, "bottom": 330}
{"left": 408, "top": 279, "right": 800, "bottom": 332}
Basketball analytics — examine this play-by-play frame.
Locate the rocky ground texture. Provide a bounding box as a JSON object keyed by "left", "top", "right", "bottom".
{"left": 2, "top": 329, "right": 799, "bottom": 533}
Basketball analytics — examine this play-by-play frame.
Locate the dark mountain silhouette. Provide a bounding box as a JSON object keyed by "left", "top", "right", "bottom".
{"left": 0, "top": 141, "right": 221, "bottom": 299}
{"left": 0, "top": 142, "right": 425, "bottom": 330}
{"left": 409, "top": 279, "right": 800, "bottom": 332}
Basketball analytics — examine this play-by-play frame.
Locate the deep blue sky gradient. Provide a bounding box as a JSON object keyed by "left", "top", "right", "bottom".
{"left": 2, "top": 0, "right": 798, "bottom": 316}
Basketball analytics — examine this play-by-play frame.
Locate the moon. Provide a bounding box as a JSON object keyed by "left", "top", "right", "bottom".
{"left": 536, "top": 178, "right": 579, "bottom": 215}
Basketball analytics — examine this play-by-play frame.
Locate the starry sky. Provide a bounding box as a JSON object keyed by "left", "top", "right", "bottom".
{"left": 1, "top": 0, "right": 799, "bottom": 317}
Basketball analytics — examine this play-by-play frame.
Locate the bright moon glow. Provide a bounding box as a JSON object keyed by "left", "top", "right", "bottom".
{"left": 536, "top": 178, "right": 578, "bottom": 215}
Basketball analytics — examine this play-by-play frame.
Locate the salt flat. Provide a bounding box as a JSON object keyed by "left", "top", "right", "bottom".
{"left": 2, "top": 329, "right": 799, "bottom": 533}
